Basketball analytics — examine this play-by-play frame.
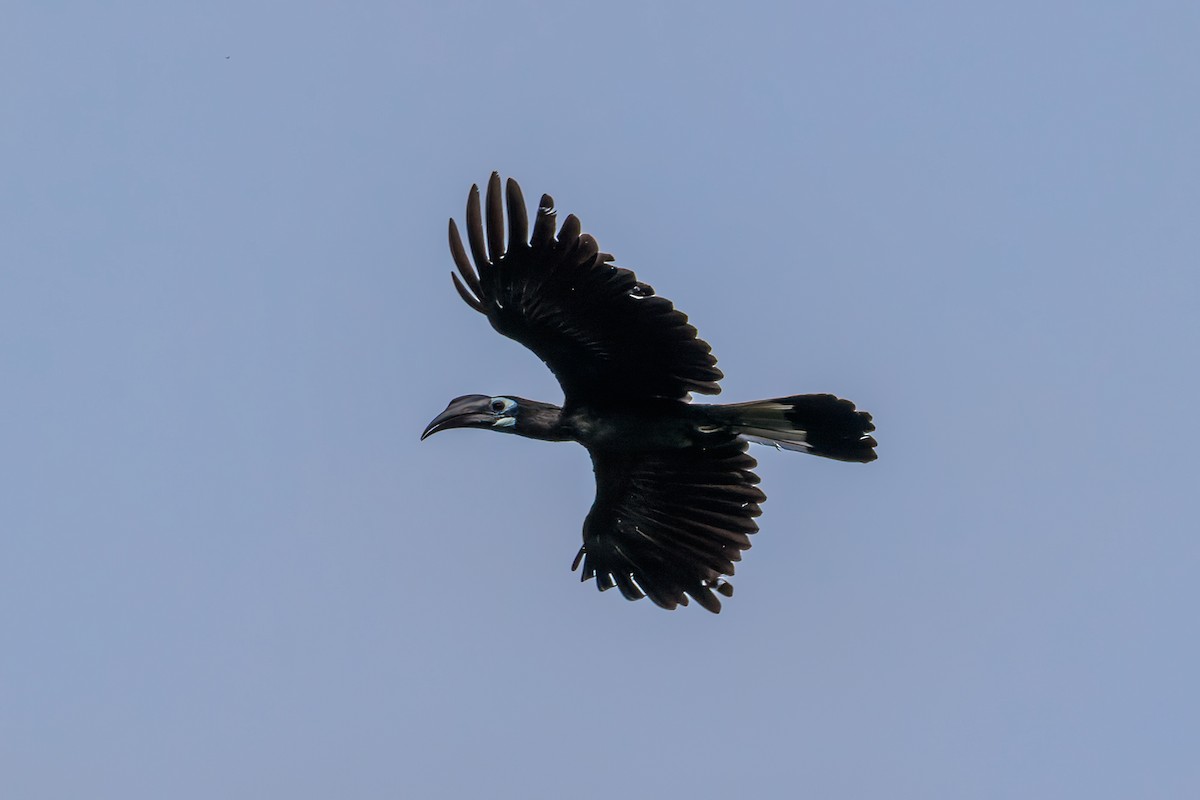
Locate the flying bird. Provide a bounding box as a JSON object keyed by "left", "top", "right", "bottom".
{"left": 422, "top": 174, "right": 876, "bottom": 612}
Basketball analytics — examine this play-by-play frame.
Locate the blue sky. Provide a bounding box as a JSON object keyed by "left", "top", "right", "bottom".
{"left": 3, "top": 2, "right": 1198, "bottom": 797}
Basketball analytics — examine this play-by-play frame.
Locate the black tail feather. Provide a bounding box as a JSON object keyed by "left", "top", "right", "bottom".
{"left": 714, "top": 394, "right": 877, "bottom": 462}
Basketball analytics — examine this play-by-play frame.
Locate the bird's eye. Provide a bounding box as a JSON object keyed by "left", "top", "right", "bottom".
{"left": 490, "top": 398, "right": 507, "bottom": 412}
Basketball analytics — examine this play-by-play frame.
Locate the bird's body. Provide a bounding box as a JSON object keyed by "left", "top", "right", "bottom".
{"left": 568, "top": 399, "right": 711, "bottom": 451}
{"left": 423, "top": 174, "right": 876, "bottom": 612}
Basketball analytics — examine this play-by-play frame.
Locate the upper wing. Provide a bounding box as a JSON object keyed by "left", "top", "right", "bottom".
{"left": 448, "top": 173, "right": 723, "bottom": 407}
{"left": 573, "top": 435, "right": 766, "bottom": 613}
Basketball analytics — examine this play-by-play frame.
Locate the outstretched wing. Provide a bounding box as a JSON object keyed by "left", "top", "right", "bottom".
{"left": 573, "top": 435, "right": 766, "bottom": 613}
{"left": 448, "top": 173, "right": 723, "bottom": 407}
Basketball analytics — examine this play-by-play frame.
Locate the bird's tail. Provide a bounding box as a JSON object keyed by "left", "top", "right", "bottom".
{"left": 712, "top": 394, "right": 877, "bottom": 462}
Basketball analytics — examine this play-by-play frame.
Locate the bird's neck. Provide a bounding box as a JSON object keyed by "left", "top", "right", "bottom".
{"left": 516, "top": 400, "right": 571, "bottom": 442}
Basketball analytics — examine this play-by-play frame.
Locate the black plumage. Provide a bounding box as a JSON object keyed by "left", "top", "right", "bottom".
{"left": 422, "top": 173, "right": 877, "bottom": 612}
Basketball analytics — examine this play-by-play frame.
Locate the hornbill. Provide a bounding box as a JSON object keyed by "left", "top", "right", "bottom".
{"left": 422, "top": 174, "right": 876, "bottom": 613}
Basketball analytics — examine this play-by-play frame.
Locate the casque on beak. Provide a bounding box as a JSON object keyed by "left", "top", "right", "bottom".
{"left": 420, "top": 394, "right": 494, "bottom": 440}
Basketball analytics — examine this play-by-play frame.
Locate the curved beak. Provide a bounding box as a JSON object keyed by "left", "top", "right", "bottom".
{"left": 420, "top": 395, "right": 492, "bottom": 440}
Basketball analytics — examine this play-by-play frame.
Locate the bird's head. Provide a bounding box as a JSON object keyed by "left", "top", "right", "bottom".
{"left": 421, "top": 394, "right": 522, "bottom": 440}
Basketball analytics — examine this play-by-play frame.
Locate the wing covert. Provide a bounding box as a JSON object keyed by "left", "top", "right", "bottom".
{"left": 448, "top": 173, "right": 723, "bottom": 407}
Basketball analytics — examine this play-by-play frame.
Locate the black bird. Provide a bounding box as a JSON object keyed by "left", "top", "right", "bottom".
{"left": 422, "top": 174, "right": 876, "bottom": 613}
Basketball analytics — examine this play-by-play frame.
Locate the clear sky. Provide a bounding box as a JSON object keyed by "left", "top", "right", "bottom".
{"left": 3, "top": 2, "right": 1197, "bottom": 797}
